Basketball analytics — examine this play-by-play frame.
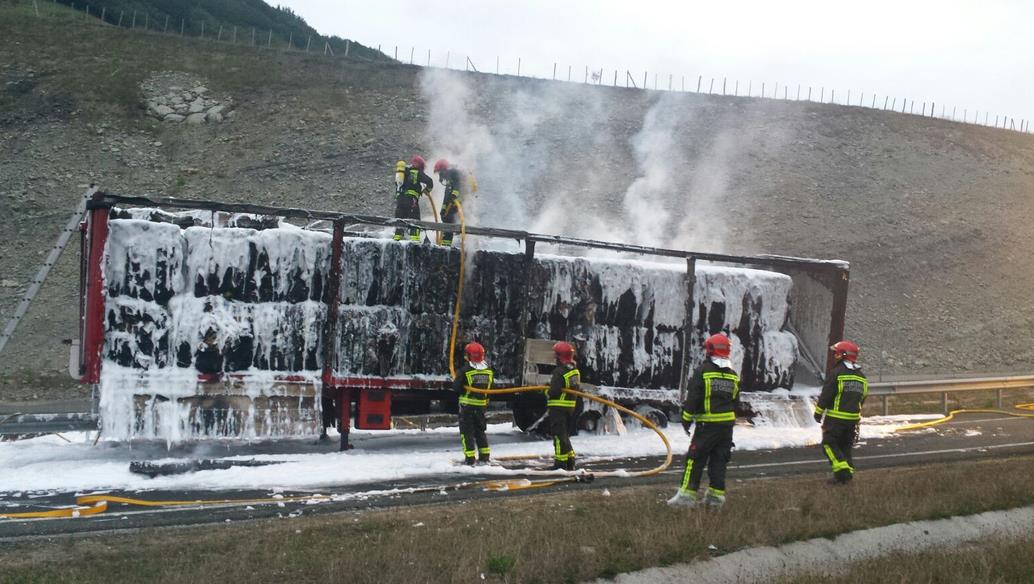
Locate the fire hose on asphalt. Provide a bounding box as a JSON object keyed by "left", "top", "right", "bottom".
{"left": 893, "top": 402, "right": 1034, "bottom": 432}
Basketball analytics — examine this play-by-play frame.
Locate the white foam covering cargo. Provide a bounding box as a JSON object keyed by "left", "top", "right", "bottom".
{"left": 96, "top": 212, "right": 800, "bottom": 442}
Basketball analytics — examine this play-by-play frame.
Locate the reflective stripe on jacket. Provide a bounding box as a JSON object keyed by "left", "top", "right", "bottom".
{"left": 815, "top": 363, "right": 868, "bottom": 421}
{"left": 546, "top": 365, "right": 580, "bottom": 408}
{"left": 681, "top": 359, "right": 739, "bottom": 425}
{"left": 454, "top": 365, "right": 493, "bottom": 407}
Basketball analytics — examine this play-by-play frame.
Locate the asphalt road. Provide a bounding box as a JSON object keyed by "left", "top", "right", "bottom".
{"left": 1, "top": 413, "right": 1032, "bottom": 539}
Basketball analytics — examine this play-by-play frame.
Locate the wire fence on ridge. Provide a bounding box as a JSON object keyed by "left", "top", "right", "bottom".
{"left": 15, "top": 0, "right": 1033, "bottom": 135}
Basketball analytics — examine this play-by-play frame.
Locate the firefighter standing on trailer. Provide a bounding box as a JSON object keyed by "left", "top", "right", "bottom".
{"left": 814, "top": 340, "right": 869, "bottom": 484}
{"left": 547, "top": 341, "right": 581, "bottom": 471}
{"left": 454, "top": 342, "right": 493, "bottom": 465}
{"left": 669, "top": 333, "right": 740, "bottom": 509}
{"left": 393, "top": 155, "right": 433, "bottom": 241}
{"left": 433, "top": 159, "right": 466, "bottom": 246}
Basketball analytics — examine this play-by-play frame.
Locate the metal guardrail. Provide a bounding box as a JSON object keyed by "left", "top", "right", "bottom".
{"left": 869, "top": 375, "right": 1034, "bottom": 415}
{"left": 0, "top": 412, "right": 99, "bottom": 436}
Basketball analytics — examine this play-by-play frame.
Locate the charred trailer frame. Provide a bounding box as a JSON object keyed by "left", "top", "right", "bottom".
{"left": 77, "top": 192, "right": 849, "bottom": 448}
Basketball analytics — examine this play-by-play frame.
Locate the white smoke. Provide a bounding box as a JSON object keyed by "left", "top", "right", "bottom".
{"left": 418, "top": 68, "right": 784, "bottom": 256}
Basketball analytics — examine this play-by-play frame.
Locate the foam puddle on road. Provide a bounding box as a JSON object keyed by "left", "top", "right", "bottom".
{"left": 598, "top": 505, "right": 1034, "bottom": 584}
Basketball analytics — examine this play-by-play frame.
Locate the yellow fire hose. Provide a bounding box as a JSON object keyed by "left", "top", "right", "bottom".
{"left": 893, "top": 402, "right": 1034, "bottom": 432}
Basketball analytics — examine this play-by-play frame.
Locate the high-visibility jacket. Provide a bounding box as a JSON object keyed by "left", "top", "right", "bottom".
{"left": 546, "top": 363, "right": 580, "bottom": 408}
{"left": 398, "top": 166, "right": 433, "bottom": 198}
{"left": 815, "top": 361, "right": 868, "bottom": 421}
{"left": 681, "top": 359, "right": 739, "bottom": 425}
{"left": 454, "top": 363, "right": 493, "bottom": 408}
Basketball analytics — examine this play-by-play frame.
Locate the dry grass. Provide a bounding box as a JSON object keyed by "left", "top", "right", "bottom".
{"left": 781, "top": 536, "right": 1034, "bottom": 584}
{"left": 2, "top": 455, "right": 1034, "bottom": 583}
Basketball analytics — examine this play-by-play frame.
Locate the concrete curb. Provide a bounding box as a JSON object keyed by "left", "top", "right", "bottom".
{"left": 597, "top": 505, "right": 1034, "bottom": 583}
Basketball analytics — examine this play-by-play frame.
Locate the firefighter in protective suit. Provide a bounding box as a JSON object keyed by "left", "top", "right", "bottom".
{"left": 815, "top": 340, "right": 869, "bottom": 484}
{"left": 547, "top": 341, "right": 580, "bottom": 471}
{"left": 433, "top": 159, "right": 464, "bottom": 246}
{"left": 668, "top": 333, "right": 739, "bottom": 509}
{"left": 453, "top": 342, "right": 493, "bottom": 465}
{"left": 393, "top": 155, "right": 433, "bottom": 241}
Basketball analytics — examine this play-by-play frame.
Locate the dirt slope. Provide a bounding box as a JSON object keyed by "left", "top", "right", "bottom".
{"left": 2, "top": 7, "right": 1033, "bottom": 400}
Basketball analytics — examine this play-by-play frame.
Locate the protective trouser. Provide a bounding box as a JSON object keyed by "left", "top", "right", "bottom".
{"left": 458, "top": 406, "right": 490, "bottom": 464}
{"left": 822, "top": 418, "right": 857, "bottom": 483}
{"left": 678, "top": 423, "right": 733, "bottom": 498}
{"left": 549, "top": 408, "right": 576, "bottom": 470}
{"left": 441, "top": 203, "right": 458, "bottom": 245}
{"left": 393, "top": 195, "right": 421, "bottom": 241}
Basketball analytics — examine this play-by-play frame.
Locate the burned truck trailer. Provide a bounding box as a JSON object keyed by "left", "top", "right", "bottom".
{"left": 77, "top": 193, "right": 849, "bottom": 445}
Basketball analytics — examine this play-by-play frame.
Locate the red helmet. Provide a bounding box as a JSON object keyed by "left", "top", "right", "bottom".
{"left": 704, "top": 333, "right": 732, "bottom": 358}
{"left": 409, "top": 155, "right": 426, "bottom": 171}
{"left": 831, "top": 340, "right": 860, "bottom": 362}
{"left": 434, "top": 159, "right": 450, "bottom": 173}
{"left": 464, "top": 342, "right": 485, "bottom": 362}
{"left": 553, "top": 341, "right": 576, "bottom": 364}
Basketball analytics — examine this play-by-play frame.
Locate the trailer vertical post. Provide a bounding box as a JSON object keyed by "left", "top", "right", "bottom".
{"left": 825, "top": 268, "right": 850, "bottom": 375}
{"left": 322, "top": 220, "right": 350, "bottom": 449}
{"left": 678, "top": 255, "right": 697, "bottom": 402}
{"left": 516, "top": 239, "right": 537, "bottom": 387}
{"left": 81, "top": 193, "right": 112, "bottom": 384}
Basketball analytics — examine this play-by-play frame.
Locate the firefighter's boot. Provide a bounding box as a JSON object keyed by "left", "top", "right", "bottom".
{"left": 464, "top": 456, "right": 476, "bottom": 466}
{"left": 703, "top": 487, "right": 726, "bottom": 510}
{"left": 667, "top": 489, "right": 699, "bottom": 508}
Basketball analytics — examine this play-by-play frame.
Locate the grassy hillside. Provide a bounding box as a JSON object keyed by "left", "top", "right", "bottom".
{"left": 46, "top": 0, "right": 384, "bottom": 59}
{"left": 2, "top": 3, "right": 1034, "bottom": 400}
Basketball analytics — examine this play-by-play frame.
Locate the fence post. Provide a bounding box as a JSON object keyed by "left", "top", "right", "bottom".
{"left": 233, "top": 26, "right": 237, "bottom": 44}
{"left": 761, "top": 82, "right": 765, "bottom": 98}
{"left": 797, "top": 84, "right": 800, "bottom": 100}
{"left": 859, "top": 92, "right": 863, "bottom": 106}
{"left": 568, "top": 65, "right": 571, "bottom": 81}
{"left": 643, "top": 71, "right": 647, "bottom": 88}
{"left": 736, "top": 80, "right": 739, "bottom": 96}
{"left": 251, "top": 27, "right": 255, "bottom": 46}
{"left": 951, "top": 106, "right": 956, "bottom": 120}
{"left": 306, "top": 35, "right": 313, "bottom": 52}
{"left": 131, "top": 10, "right": 136, "bottom": 28}
{"left": 831, "top": 89, "right": 835, "bottom": 103}
{"left": 820, "top": 87, "right": 824, "bottom": 102}
{"left": 784, "top": 86, "right": 787, "bottom": 100}
{"left": 200, "top": 20, "right": 204, "bottom": 38}
{"left": 922, "top": 102, "right": 926, "bottom": 116}
{"left": 749, "top": 80, "right": 753, "bottom": 96}
{"left": 144, "top": 12, "right": 148, "bottom": 30}
{"left": 33, "top": 0, "right": 40, "bottom": 16}
{"left": 99, "top": 6, "right": 104, "bottom": 21}
{"left": 552, "top": 63, "right": 557, "bottom": 80}
{"left": 681, "top": 76, "right": 684, "bottom": 91}
{"left": 697, "top": 75, "right": 702, "bottom": 92}
{"left": 217, "top": 25, "right": 222, "bottom": 41}
{"left": 774, "top": 82, "right": 778, "bottom": 98}
{"left": 267, "top": 29, "right": 271, "bottom": 47}
{"left": 882, "top": 395, "right": 889, "bottom": 416}
{"left": 847, "top": 89, "right": 850, "bottom": 104}
{"left": 669, "top": 74, "right": 673, "bottom": 91}
{"left": 807, "top": 86, "right": 811, "bottom": 101}
{"left": 994, "top": 115, "right": 999, "bottom": 127}
{"left": 884, "top": 96, "right": 889, "bottom": 110}
{"left": 614, "top": 70, "right": 618, "bottom": 85}
{"left": 722, "top": 77, "right": 726, "bottom": 95}
{"left": 872, "top": 94, "right": 876, "bottom": 108}
{"left": 942, "top": 392, "right": 948, "bottom": 415}
{"left": 709, "top": 78, "right": 714, "bottom": 93}
{"left": 518, "top": 58, "right": 521, "bottom": 76}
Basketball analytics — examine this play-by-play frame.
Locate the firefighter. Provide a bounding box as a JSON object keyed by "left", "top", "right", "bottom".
{"left": 547, "top": 341, "right": 580, "bottom": 471}
{"left": 668, "top": 333, "right": 740, "bottom": 509}
{"left": 454, "top": 342, "right": 493, "bottom": 465}
{"left": 393, "top": 155, "right": 433, "bottom": 242}
{"left": 814, "top": 340, "right": 869, "bottom": 484}
{"left": 433, "top": 159, "right": 463, "bottom": 246}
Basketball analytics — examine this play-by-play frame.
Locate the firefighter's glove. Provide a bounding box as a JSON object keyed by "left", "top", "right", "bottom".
{"left": 681, "top": 420, "right": 693, "bottom": 435}
{"left": 813, "top": 412, "right": 823, "bottom": 424}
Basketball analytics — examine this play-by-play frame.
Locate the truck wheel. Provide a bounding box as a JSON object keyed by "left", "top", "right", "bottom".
{"left": 512, "top": 403, "right": 546, "bottom": 432}
{"left": 635, "top": 405, "right": 669, "bottom": 429}
{"left": 577, "top": 410, "right": 602, "bottom": 433}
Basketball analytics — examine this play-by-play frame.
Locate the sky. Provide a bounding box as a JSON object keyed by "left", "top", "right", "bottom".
{"left": 276, "top": 0, "right": 1034, "bottom": 125}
